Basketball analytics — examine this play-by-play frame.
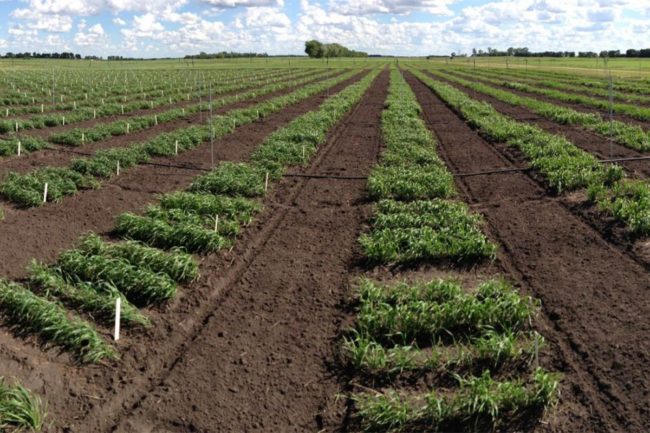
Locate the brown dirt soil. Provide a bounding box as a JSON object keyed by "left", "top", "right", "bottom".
{"left": 106, "top": 70, "right": 389, "bottom": 433}
{"left": 406, "top": 70, "right": 650, "bottom": 433}
{"left": 0, "top": 70, "right": 342, "bottom": 180}
{"left": 444, "top": 69, "right": 650, "bottom": 131}
{"left": 0, "top": 71, "right": 365, "bottom": 281}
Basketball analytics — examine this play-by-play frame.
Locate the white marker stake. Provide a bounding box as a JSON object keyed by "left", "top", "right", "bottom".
{"left": 41, "top": 104, "right": 44, "bottom": 113}
{"left": 121, "top": 105, "right": 124, "bottom": 115}
{"left": 93, "top": 109, "right": 97, "bottom": 119}
{"left": 114, "top": 297, "right": 121, "bottom": 341}
{"left": 43, "top": 183, "right": 48, "bottom": 203}
{"left": 116, "top": 160, "right": 120, "bottom": 176}
{"left": 175, "top": 140, "right": 178, "bottom": 155}
{"left": 154, "top": 115, "right": 158, "bottom": 126}
{"left": 5, "top": 108, "right": 8, "bottom": 117}
{"left": 264, "top": 172, "right": 269, "bottom": 192}
{"left": 15, "top": 121, "right": 18, "bottom": 132}
{"left": 126, "top": 123, "right": 130, "bottom": 134}
{"left": 302, "top": 146, "right": 305, "bottom": 161}
{"left": 17, "top": 140, "right": 21, "bottom": 156}
{"left": 214, "top": 215, "right": 219, "bottom": 233}
{"left": 62, "top": 116, "right": 65, "bottom": 126}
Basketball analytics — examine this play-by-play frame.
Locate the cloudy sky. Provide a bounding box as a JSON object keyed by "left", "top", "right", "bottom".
{"left": 0, "top": 0, "right": 648, "bottom": 57}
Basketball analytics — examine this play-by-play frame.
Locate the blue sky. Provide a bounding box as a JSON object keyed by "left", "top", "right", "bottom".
{"left": 0, "top": 0, "right": 648, "bottom": 57}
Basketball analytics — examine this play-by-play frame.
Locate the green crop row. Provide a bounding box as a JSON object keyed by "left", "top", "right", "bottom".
{"left": 0, "top": 68, "right": 298, "bottom": 117}
{"left": 414, "top": 69, "right": 650, "bottom": 237}
{"left": 46, "top": 68, "right": 337, "bottom": 147}
{"left": 360, "top": 69, "right": 495, "bottom": 265}
{"left": 0, "top": 69, "right": 362, "bottom": 208}
{"left": 0, "top": 69, "right": 313, "bottom": 134}
{"left": 463, "top": 69, "right": 650, "bottom": 121}
{"left": 0, "top": 377, "right": 46, "bottom": 431}
{"left": 0, "top": 135, "right": 49, "bottom": 157}
{"left": 353, "top": 368, "right": 559, "bottom": 432}
{"left": 117, "top": 69, "right": 381, "bottom": 252}
{"left": 431, "top": 68, "right": 650, "bottom": 151}
{"left": 450, "top": 65, "right": 650, "bottom": 105}
{"left": 0, "top": 233, "right": 199, "bottom": 363}
{"left": 345, "top": 278, "right": 559, "bottom": 432}
{"left": 411, "top": 69, "right": 623, "bottom": 192}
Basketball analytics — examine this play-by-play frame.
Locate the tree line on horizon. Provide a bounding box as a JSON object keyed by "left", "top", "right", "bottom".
{"left": 466, "top": 47, "right": 650, "bottom": 58}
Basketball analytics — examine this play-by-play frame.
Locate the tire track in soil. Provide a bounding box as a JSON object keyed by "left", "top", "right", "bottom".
{"left": 105, "top": 70, "right": 388, "bottom": 433}
{"left": 406, "top": 70, "right": 650, "bottom": 433}
{"left": 0, "top": 71, "right": 365, "bottom": 281}
{"left": 0, "top": 70, "right": 342, "bottom": 181}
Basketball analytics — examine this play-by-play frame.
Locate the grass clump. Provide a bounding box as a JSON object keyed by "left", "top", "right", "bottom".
{"left": 360, "top": 199, "right": 496, "bottom": 264}
{"left": 0, "top": 377, "right": 46, "bottom": 431}
{"left": 353, "top": 368, "right": 559, "bottom": 432}
{"left": 1, "top": 168, "right": 99, "bottom": 207}
{"left": 0, "top": 279, "right": 115, "bottom": 363}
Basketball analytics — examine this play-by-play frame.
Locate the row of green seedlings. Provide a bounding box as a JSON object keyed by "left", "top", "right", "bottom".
{"left": 447, "top": 67, "right": 650, "bottom": 122}
{"left": 450, "top": 64, "right": 650, "bottom": 97}
{"left": 0, "top": 68, "right": 315, "bottom": 134}
{"left": 0, "top": 69, "right": 380, "bottom": 366}
{"left": 345, "top": 279, "right": 559, "bottom": 432}
{"left": 347, "top": 69, "right": 559, "bottom": 431}
{"left": 0, "top": 234, "right": 198, "bottom": 363}
{"left": 0, "top": 69, "right": 363, "bottom": 207}
{"left": 0, "top": 69, "right": 332, "bottom": 158}
{"left": 428, "top": 68, "right": 650, "bottom": 152}
{"left": 116, "top": 68, "right": 381, "bottom": 253}
{"left": 0, "top": 68, "right": 288, "bottom": 115}
{"left": 0, "top": 377, "right": 45, "bottom": 431}
{"left": 360, "top": 69, "right": 496, "bottom": 265}
{"left": 29, "top": 68, "right": 317, "bottom": 120}
{"left": 45, "top": 68, "right": 337, "bottom": 147}
{"left": 411, "top": 70, "right": 650, "bottom": 237}
{"left": 446, "top": 65, "right": 650, "bottom": 106}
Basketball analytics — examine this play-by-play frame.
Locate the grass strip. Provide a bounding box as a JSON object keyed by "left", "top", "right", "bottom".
{"left": 0, "top": 279, "right": 116, "bottom": 363}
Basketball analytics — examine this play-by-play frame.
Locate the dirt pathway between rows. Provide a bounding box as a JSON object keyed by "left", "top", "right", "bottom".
{"left": 424, "top": 71, "right": 650, "bottom": 176}
{"left": 105, "top": 70, "right": 388, "bottom": 433}
{"left": 406, "top": 71, "right": 650, "bottom": 433}
{"left": 0, "top": 71, "right": 365, "bottom": 280}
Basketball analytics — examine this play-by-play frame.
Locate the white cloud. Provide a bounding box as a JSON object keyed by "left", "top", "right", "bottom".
{"left": 18, "top": 0, "right": 189, "bottom": 16}
{"left": 331, "top": 0, "right": 457, "bottom": 16}
{"left": 2, "top": 0, "right": 650, "bottom": 57}
{"left": 10, "top": 9, "right": 73, "bottom": 32}
{"left": 202, "top": 0, "right": 284, "bottom": 7}
{"left": 74, "top": 23, "right": 106, "bottom": 46}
